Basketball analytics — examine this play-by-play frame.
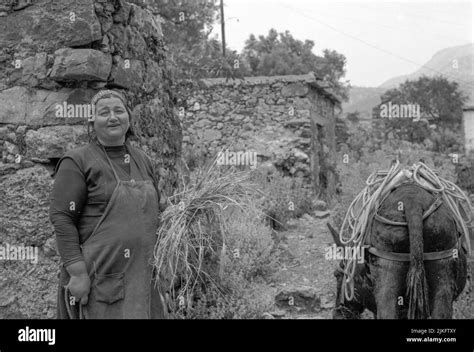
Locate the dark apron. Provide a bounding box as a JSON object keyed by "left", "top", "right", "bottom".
{"left": 57, "top": 143, "right": 166, "bottom": 319}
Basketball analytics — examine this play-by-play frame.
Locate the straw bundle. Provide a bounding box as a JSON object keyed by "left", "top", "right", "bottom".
{"left": 153, "top": 155, "right": 263, "bottom": 314}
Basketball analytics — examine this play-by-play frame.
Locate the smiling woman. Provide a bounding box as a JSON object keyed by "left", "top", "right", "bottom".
{"left": 49, "top": 89, "right": 166, "bottom": 319}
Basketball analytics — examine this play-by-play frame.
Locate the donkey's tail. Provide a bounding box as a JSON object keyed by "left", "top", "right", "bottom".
{"left": 405, "top": 201, "right": 430, "bottom": 319}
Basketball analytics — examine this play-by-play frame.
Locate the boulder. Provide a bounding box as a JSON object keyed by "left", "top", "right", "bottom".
{"left": 275, "top": 286, "right": 321, "bottom": 312}
{"left": 281, "top": 83, "right": 309, "bottom": 98}
{"left": 50, "top": 48, "right": 112, "bottom": 82}
{"left": 25, "top": 126, "right": 88, "bottom": 159}
{"left": 0, "top": 0, "right": 101, "bottom": 54}
{"left": 312, "top": 200, "right": 328, "bottom": 211}
{"left": 8, "top": 52, "right": 49, "bottom": 87}
{"left": 197, "top": 129, "right": 222, "bottom": 143}
{"left": 109, "top": 57, "right": 145, "bottom": 90}
{"left": 0, "top": 87, "right": 95, "bottom": 125}
{"left": 129, "top": 3, "right": 163, "bottom": 39}
{"left": 314, "top": 210, "right": 330, "bottom": 219}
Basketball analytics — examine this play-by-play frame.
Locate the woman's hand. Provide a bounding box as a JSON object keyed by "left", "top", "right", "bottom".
{"left": 65, "top": 261, "right": 90, "bottom": 305}
{"left": 67, "top": 274, "right": 91, "bottom": 305}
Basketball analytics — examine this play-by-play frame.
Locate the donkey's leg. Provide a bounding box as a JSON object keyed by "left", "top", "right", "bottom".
{"left": 425, "top": 258, "right": 462, "bottom": 319}
{"left": 371, "top": 258, "right": 409, "bottom": 319}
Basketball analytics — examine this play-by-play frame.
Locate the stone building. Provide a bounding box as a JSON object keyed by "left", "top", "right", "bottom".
{"left": 177, "top": 73, "right": 341, "bottom": 200}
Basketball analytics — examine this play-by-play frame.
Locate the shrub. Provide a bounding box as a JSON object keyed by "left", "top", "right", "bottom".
{"left": 180, "top": 208, "right": 277, "bottom": 319}
{"left": 253, "top": 171, "right": 315, "bottom": 230}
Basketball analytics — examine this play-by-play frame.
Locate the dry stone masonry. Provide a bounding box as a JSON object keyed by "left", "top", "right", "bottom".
{"left": 0, "top": 0, "right": 181, "bottom": 318}
{"left": 177, "top": 73, "right": 340, "bottom": 199}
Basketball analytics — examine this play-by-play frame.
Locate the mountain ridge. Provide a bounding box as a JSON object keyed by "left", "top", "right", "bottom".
{"left": 343, "top": 43, "right": 474, "bottom": 118}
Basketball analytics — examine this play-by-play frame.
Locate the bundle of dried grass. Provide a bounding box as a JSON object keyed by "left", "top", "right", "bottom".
{"left": 153, "top": 155, "right": 263, "bottom": 314}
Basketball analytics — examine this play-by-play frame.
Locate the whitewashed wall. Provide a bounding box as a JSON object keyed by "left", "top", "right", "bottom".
{"left": 463, "top": 108, "right": 474, "bottom": 155}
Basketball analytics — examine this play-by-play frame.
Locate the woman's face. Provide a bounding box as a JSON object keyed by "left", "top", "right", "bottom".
{"left": 93, "top": 97, "right": 130, "bottom": 146}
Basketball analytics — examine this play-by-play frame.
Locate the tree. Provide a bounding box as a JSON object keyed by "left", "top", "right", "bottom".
{"left": 372, "top": 75, "right": 467, "bottom": 145}
{"left": 241, "top": 29, "right": 349, "bottom": 100}
{"left": 152, "top": 0, "right": 247, "bottom": 79}
{"left": 374, "top": 76, "right": 466, "bottom": 123}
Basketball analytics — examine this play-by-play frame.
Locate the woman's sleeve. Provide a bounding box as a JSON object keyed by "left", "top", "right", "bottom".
{"left": 49, "top": 157, "right": 87, "bottom": 267}
{"left": 142, "top": 151, "right": 163, "bottom": 212}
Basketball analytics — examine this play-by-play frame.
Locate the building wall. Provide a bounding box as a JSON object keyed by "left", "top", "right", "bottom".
{"left": 463, "top": 108, "right": 474, "bottom": 155}
{"left": 176, "top": 74, "right": 339, "bottom": 198}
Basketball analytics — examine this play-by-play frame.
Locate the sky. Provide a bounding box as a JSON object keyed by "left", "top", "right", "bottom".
{"left": 212, "top": 0, "right": 473, "bottom": 87}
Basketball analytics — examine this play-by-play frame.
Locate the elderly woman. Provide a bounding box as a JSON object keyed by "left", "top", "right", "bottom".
{"left": 50, "top": 90, "right": 165, "bottom": 319}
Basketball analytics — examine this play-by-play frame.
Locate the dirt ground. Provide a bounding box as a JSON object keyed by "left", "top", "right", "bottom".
{"left": 268, "top": 213, "right": 473, "bottom": 319}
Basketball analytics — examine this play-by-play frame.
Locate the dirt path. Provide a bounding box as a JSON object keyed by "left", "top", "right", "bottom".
{"left": 269, "top": 214, "right": 341, "bottom": 319}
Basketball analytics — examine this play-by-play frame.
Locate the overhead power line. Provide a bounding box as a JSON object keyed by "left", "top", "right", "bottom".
{"left": 274, "top": 2, "right": 474, "bottom": 89}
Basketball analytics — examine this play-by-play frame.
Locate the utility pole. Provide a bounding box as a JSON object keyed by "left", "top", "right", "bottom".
{"left": 220, "top": 0, "right": 226, "bottom": 57}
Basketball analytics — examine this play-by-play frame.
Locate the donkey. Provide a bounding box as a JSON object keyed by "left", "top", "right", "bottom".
{"left": 328, "top": 183, "right": 468, "bottom": 319}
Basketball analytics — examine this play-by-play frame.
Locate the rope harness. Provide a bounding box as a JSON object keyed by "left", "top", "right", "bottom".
{"left": 338, "top": 161, "right": 473, "bottom": 303}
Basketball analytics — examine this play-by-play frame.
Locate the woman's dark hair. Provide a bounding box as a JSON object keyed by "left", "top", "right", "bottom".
{"left": 87, "top": 90, "right": 135, "bottom": 142}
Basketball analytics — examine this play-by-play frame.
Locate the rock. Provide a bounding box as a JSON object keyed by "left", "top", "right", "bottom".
{"left": 297, "top": 109, "right": 310, "bottom": 119}
{"left": 312, "top": 200, "right": 327, "bottom": 211}
{"left": 320, "top": 295, "right": 335, "bottom": 309}
{"left": 281, "top": 83, "right": 309, "bottom": 97}
{"left": 25, "top": 126, "right": 88, "bottom": 159}
{"left": 268, "top": 309, "right": 286, "bottom": 318}
{"left": 43, "top": 237, "right": 57, "bottom": 258}
{"left": 30, "top": 157, "right": 51, "bottom": 164}
{"left": 16, "top": 126, "right": 27, "bottom": 135}
{"left": 99, "top": 35, "right": 111, "bottom": 53}
{"left": 50, "top": 48, "right": 112, "bottom": 82}
{"left": 261, "top": 312, "right": 275, "bottom": 319}
{"left": 197, "top": 129, "right": 222, "bottom": 143}
{"left": 12, "top": 0, "right": 34, "bottom": 11}
{"left": 0, "top": 87, "right": 94, "bottom": 125}
{"left": 276, "top": 98, "right": 285, "bottom": 105}
{"left": 275, "top": 286, "right": 321, "bottom": 312}
{"left": 293, "top": 148, "right": 308, "bottom": 161}
{"left": 6, "top": 133, "right": 16, "bottom": 143}
{"left": 129, "top": 3, "right": 163, "bottom": 39}
{"left": 284, "top": 118, "right": 310, "bottom": 127}
{"left": 4, "top": 141, "right": 18, "bottom": 155}
{"left": 113, "top": 0, "right": 131, "bottom": 23}
{"left": 0, "top": 126, "right": 8, "bottom": 139}
{"left": 0, "top": 0, "right": 101, "bottom": 54}
{"left": 0, "top": 162, "right": 20, "bottom": 175}
{"left": 195, "top": 119, "right": 211, "bottom": 128}
{"left": 110, "top": 57, "right": 145, "bottom": 90}
{"left": 9, "top": 52, "right": 48, "bottom": 87}
{"left": 313, "top": 210, "right": 330, "bottom": 219}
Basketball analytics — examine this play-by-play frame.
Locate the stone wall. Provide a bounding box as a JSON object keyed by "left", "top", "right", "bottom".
{"left": 0, "top": 0, "right": 181, "bottom": 318}
{"left": 176, "top": 73, "right": 339, "bottom": 198}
